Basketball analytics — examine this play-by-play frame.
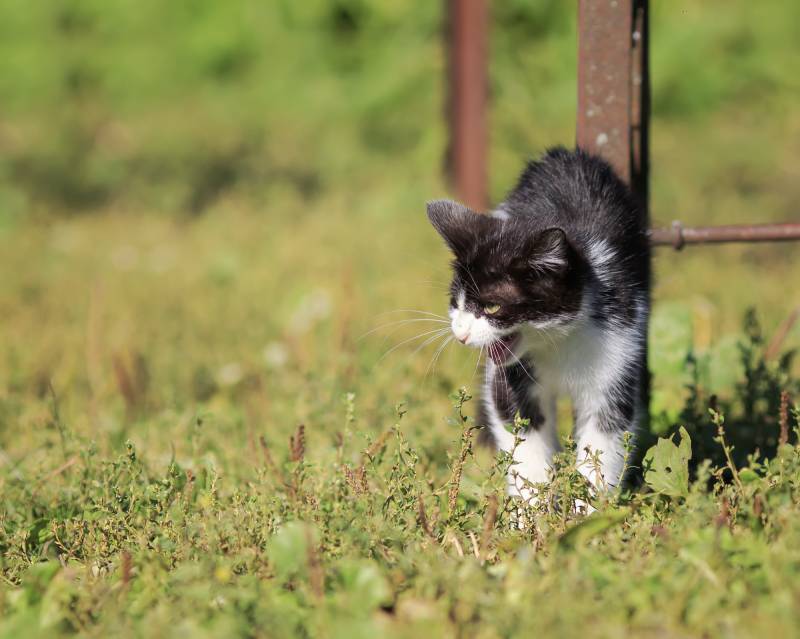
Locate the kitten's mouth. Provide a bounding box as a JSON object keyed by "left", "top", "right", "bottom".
{"left": 488, "top": 333, "right": 520, "bottom": 365}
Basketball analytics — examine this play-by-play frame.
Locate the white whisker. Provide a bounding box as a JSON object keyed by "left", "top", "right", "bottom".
{"left": 357, "top": 318, "right": 448, "bottom": 341}
{"left": 470, "top": 345, "right": 484, "bottom": 382}
{"left": 461, "top": 266, "right": 481, "bottom": 298}
{"left": 376, "top": 309, "right": 449, "bottom": 321}
{"left": 495, "top": 340, "right": 536, "bottom": 384}
{"left": 424, "top": 334, "right": 453, "bottom": 382}
{"left": 376, "top": 327, "right": 450, "bottom": 364}
{"left": 500, "top": 352, "right": 512, "bottom": 407}
{"left": 409, "top": 329, "right": 451, "bottom": 359}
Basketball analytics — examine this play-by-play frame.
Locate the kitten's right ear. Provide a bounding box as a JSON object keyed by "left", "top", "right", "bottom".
{"left": 527, "top": 227, "right": 570, "bottom": 275}
{"left": 426, "top": 199, "right": 485, "bottom": 255}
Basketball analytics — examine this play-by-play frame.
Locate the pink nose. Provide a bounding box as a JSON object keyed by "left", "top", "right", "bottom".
{"left": 458, "top": 333, "right": 470, "bottom": 344}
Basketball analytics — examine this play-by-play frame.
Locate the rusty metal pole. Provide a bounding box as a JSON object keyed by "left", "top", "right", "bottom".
{"left": 575, "top": 1, "right": 799, "bottom": 250}
{"left": 447, "top": 0, "right": 488, "bottom": 211}
{"left": 576, "top": 0, "right": 648, "bottom": 204}
{"left": 630, "top": 0, "right": 650, "bottom": 214}
{"left": 576, "top": 0, "right": 651, "bottom": 426}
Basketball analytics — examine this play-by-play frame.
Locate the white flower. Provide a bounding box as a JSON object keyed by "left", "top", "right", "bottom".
{"left": 263, "top": 342, "right": 289, "bottom": 369}
{"left": 216, "top": 362, "right": 244, "bottom": 387}
{"left": 289, "top": 289, "right": 332, "bottom": 333}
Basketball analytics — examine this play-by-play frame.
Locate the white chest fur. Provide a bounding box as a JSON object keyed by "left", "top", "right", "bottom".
{"left": 518, "top": 311, "right": 643, "bottom": 405}
{"left": 488, "top": 302, "right": 647, "bottom": 503}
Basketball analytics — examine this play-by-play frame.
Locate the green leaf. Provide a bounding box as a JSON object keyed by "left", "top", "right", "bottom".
{"left": 643, "top": 426, "right": 692, "bottom": 497}
{"left": 335, "top": 559, "right": 392, "bottom": 610}
{"left": 267, "top": 521, "right": 318, "bottom": 582}
{"left": 21, "top": 561, "right": 61, "bottom": 606}
{"left": 738, "top": 468, "right": 759, "bottom": 484}
{"left": 557, "top": 508, "right": 630, "bottom": 550}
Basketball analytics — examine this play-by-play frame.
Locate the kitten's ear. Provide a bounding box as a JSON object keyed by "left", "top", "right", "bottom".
{"left": 426, "top": 199, "right": 487, "bottom": 255}
{"left": 528, "top": 228, "right": 570, "bottom": 274}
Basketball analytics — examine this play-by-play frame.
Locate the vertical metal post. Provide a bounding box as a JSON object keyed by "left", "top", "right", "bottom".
{"left": 576, "top": 0, "right": 648, "bottom": 203}
{"left": 447, "top": 0, "right": 489, "bottom": 211}
{"left": 576, "top": 0, "right": 651, "bottom": 421}
{"left": 630, "top": 0, "right": 650, "bottom": 216}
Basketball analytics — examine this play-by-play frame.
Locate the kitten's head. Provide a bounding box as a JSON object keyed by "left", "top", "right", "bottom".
{"left": 427, "top": 199, "right": 587, "bottom": 364}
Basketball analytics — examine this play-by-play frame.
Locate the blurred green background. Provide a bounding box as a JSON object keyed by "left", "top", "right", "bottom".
{"left": 1, "top": 0, "right": 799, "bottom": 454}
{"left": 2, "top": 5, "right": 800, "bottom": 636}
{"left": 1, "top": 1, "right": 798, "bottom": 219}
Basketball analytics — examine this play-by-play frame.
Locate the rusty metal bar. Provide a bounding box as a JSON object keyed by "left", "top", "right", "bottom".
{"left": 447, "top": 0, "right": 488, "bottom": 211}
{"left": 650, "top": 221, "right": 800, "bottom": 249}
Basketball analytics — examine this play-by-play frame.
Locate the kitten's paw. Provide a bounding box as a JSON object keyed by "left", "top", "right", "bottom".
{"left": 573, "top": 498, "right": 596, "bottom": 516}
{"left": 508, "top": 488, "right": 542, "bottom": 530}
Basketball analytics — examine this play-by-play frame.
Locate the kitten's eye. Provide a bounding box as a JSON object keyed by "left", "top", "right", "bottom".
{"left": 484, "top": 304, "right": 501, "bottom": 315}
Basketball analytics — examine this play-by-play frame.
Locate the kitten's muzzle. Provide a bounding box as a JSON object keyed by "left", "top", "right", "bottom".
{"left": 450, "top": 312, "right": 473, "bottom": 344}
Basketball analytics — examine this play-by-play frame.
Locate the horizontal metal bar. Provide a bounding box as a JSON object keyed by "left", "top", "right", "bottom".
{"left": 650, "top": 221, "right": 800, "bottom": 250}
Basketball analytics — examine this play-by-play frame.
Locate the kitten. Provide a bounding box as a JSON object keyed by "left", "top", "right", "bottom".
{"left": 427, "top": 147, "right": 650, "bottom": 506}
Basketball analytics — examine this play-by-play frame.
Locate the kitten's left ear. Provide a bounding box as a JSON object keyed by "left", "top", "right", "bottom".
{"left": 528, "top": 228, "right": 570, "bottom": 274}
{"left": 426, "top": 199, "right": 489, "bottom": 256}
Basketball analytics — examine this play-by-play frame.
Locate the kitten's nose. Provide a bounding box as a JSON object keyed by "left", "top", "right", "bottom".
{"left": 451, "top": 310, "right": 472, "bottom": 344}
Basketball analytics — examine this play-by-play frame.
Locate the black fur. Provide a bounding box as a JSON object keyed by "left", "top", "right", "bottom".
{"left": 428, "top": 147, "right": 649, "bottom": 336}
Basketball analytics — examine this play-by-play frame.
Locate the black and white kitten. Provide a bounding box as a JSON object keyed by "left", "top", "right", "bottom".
{"left": 427, "top": 147, "right": 650, "bottom": 504}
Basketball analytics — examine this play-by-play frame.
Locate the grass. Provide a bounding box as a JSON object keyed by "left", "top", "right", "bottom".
{"left": 1, "top": 208, "right": 799, "bottom": 638}
{"left": 0, "top": 329, "right": 799, "bottom": 637}
{"left": 2, "top": 0, "right": 800, "bottom": 637}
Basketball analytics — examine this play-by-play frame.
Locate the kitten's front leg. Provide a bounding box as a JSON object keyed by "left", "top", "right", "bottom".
{"left": 483, "top": 359, "right": 559, "bottom": 505}
{"left": 506, "top": 416, "right": 559, "bottom": 504}
{"left": 573, "top": 384, "right": 639, "bottom": 508}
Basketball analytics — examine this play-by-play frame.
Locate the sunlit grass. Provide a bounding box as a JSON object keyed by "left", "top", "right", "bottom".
{"left": 2, "top": 1, "right": 800, "bottom": 636}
